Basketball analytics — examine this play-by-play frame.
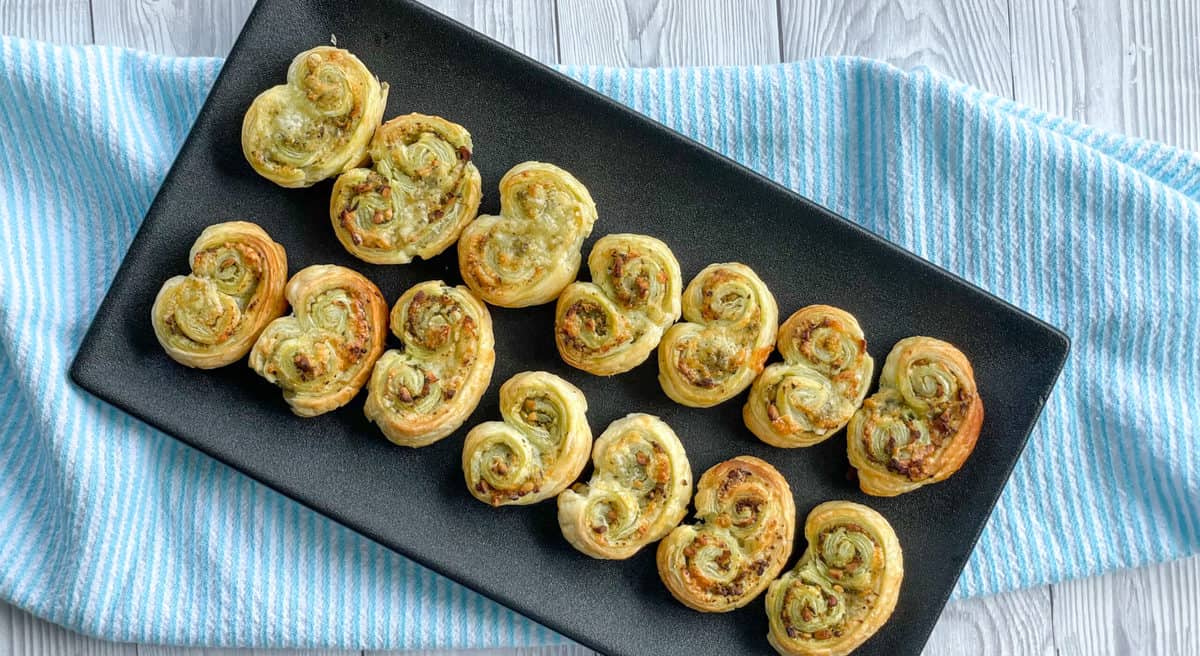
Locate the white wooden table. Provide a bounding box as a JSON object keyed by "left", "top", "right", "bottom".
{"left": 1, "top": 1, "right": 1197, "bottom": 655}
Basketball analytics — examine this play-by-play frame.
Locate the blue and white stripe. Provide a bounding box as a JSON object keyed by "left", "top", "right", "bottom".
{"left": 0, "top": 37, "right": 1197, "bottom": 649}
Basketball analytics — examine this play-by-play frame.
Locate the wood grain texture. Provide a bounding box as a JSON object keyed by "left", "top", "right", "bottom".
{"left": 1054, "top": 555, "right": 1200, "bottom": 656}
{"left": 374, "top": 646, "right": 597, "bottom": 655}
{"left": 779, "top": 0, "right": 1013, "bottom": 97}
{"left": 0, "top": 0, "right": 92, "bottom": 42}
{"left": 556, "top": 0, "right": 781, "bottom": 66}
{"left": 418, "top": 0, "right": 558, "bottom": 63}
{"left": 1010, "top": 0, "right": 1200, "bottom": 152}
{"left": 2, "top": 1, "right": 1199, "bottom": 656}
{"left": 0, "top": 602, "right": 136, "bottom": 656}
{"left": 922, "top": 586, "right": 1054, "bottom": 655}
{"left": 91, "top": 0, "right": 254, "bottom": 56}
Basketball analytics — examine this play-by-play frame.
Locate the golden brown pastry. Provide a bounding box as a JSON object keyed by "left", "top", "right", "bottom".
{"left": 462, "top": 371, "right": 592, "bottom": 506}
{"left": 242, "top": 46, "right": 388, "bottom": 188}
{"left": 458, "top": 162, "right": 598, "bottom": 307}
{"left": 151, "top": 221, "right": 288, "bottom": 368}
{"left": 557, "top": 413, "right": 692, "bottom": 559}
{"left": 847, "top": 337, "right": 984, "bottom": 496}
{"left": 658, "top": 263, "right": 779, "bottom": 407}
{"left": 745, "top": 305, "right": 874, "bottom": 448}
{"left": 330, "top": 114, "right": 482, "bottom": 264}
{"left": 363, "top": 281, "right": 495, "bottom": 447}
{"left": 657, "top": 456, "right": 796, "bottom": 612}
{"left": 248, "top": 265, "right": 388, "bottom": 417}
{"left": 765, "top": 501, "right": 903, "bottom": 656}
{"left": 555, "top": 234, "right": 682, "bottom": 375}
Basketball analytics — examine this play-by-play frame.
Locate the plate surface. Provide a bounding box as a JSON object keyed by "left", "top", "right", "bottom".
{"left": 71, "top": 1, "right": 1069, "bottom": 654}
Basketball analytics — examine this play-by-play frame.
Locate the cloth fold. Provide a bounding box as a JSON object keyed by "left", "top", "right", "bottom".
{"left": 0, "top": 36, "right": 1196, "bottom": 649}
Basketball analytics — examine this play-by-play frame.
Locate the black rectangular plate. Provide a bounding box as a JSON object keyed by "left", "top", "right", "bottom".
{"left": 71, "top": 1, "right": 1069, "bottom": 654}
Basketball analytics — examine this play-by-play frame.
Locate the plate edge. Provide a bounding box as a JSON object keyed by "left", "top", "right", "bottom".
{"left": 64, "top": 0, "right": 1076, "bottom": 653}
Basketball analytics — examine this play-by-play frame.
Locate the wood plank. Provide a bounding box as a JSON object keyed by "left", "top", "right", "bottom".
{"left": 418, "top": 0, "right": 558, "bottom": 64}
{"left": 1, "top": 3, "right": 1194, "bottom": 656}
{"left": 91, "top": 0, "right": 254, "bottom": 57}
{"left": 1010, "top": 0, "right": 1200, "bottom": 152}
{"left": 0, "top": 0, "right": 92, "bottom": 43}
{"left": 779, "top": 0, "right": 1013, "bottom": 98}
{"left": 921, "top": 586, "right": 1054, "bottom": 656}
{"left": 1053, "top": 554, "right": 1200, "bottom": 656}
{"left": 555, "top": 0, "right": 781, "bottom": 66}
{"left": 0, "top": 602, "right": 138, "bottom": 656}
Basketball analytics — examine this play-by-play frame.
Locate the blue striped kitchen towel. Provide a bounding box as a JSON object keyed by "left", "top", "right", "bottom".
{"left": 1, "top": 35, "right": 1198, "bottom": 649}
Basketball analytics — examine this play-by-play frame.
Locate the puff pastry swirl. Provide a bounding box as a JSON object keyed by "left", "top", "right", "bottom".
{"left": 331, "top": 114, "right": 482, "bottom": 264}
{"left": 458, "top": 162, "right": 598, "bottom": 307}
{"left": 248, "top": 265, "right": 388, "bottom": 417}
{"left": 658, "top": 263, "right": 779, "bottom": 407}
{"left": 765, "top": 501, "right": 903, "bottom": 656}
{"left": 657, "top": 456, "right": 796, "bottom": 612}
{"left": 847, "top": 337, "right": 984, "bottom": 496}
{"left": 745, "top": 305, "right": 874, "bottom": 448}
{"left": 242, "top": 46, "right": 388, "bottom": 188}
{"left": 363, "top": 281, "right": 495, "bottom": 447}
{"left": 555, "top": 234, "right": 682, "bottom": 375}
{"left": 151, "top": 221, "right": 288, "bottom": 369}
{"left": 557, "top": 413, "right": 692, "bottom": 559}
{"left": 463, "top": 371, "right": 592, "bottom": 506}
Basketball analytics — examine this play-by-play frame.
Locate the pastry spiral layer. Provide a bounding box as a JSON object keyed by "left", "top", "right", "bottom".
{"left": 847, "top": 337, "right": 984, "bottom": 496}
{"left": 745, "top": 305, "right": 874, "bottom": 448}
{"left": 463, "top": 371, "right": 592, "bottom": 506}
{"left": 330, "top": 114, "right": 482, "bottom": 264}
{"left": 557, "top": 413, "right": 692, "bottom": 559}
{"left": 657, "top": 456, "right": 796, "bottom": 612}
{"left": 658, "top": 263, "right": 779, "bottom": 407}
{"left": 242, "top": 46, "right": 388, "bottom": 188}
{"left": 555, "top": 234, "right": 683, "bottom": 375}
{"left": 151, "top": 221, "right": 288, "bottom": 369}
{"left": 363, "top": 281, "right": 495, "bottom": 447}
{"left": 765, "top": 501, "right": 903, "bottom": 656}
{"left": 458, "top": 162, "right": 598, "bottom": 307}
{"left": 248, "top": 265, "right": 388, "bottom": 417}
